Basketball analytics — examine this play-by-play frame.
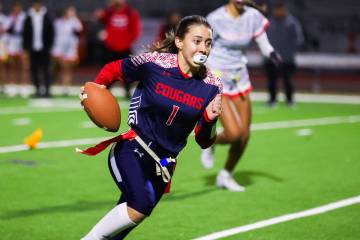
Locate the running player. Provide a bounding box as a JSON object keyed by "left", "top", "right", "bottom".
{"left": 80, "top": 15, "right": 222, "bottom": 239}
{"left": 201, "top": 0, "right": 281, "bottom": 191}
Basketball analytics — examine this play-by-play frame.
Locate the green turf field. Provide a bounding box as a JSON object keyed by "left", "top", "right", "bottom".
{"left": 0, "top": 95, "right": 359, "bottom": 240}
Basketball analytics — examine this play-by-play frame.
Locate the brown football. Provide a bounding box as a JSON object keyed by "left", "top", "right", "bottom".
{"left": 82, "top": 82, "right": 121, "bottom": 132}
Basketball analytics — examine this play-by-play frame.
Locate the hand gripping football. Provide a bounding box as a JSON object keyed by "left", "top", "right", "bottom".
{"left": 81, "top": 82, "right": 121, "bottom": 132}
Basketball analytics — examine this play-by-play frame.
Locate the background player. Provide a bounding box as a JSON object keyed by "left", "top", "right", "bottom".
{"left": 52, "top": 6, "right": 83, "bottom": 96}
{"left": 5, "top": 3, "right": 29, "bottom": 97}
{"left": 80, "top": 15, "right": 222, "bottom": 239}
{"left": 201, "top": 0, "right": 281, "bottom": 191}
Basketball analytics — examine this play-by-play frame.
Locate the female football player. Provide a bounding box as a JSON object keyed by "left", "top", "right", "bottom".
{"left": 80, "top": 15, "right": 222, "bottom": 239}
{"left": 201, "top": 0, "right": 281, "bottom": 191}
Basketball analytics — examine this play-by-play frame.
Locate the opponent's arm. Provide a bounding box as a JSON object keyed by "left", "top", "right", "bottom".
{"left": 255, "top": 32, "right": 282, "bottom": 66}
{"left": 94, "top": 60, "right": 125, "bottom": 87}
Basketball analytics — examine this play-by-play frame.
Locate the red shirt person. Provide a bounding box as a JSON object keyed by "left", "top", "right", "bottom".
{"left": 95, "top": 0, "right": 142, "bottom": 99}
{"left": 96, "top": 0, "right": 141, "bottom": 58}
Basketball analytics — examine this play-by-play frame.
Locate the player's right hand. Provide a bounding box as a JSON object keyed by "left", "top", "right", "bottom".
{"left": 79, "top": 83, "right": 106, "bottom": 103}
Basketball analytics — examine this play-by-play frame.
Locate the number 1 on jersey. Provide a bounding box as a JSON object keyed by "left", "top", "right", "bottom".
{"left": 166, "top": 105, "right": 180, "bottom": 126}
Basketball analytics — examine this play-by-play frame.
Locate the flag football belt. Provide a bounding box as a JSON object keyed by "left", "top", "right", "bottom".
{"left": 134, "top": 136, "right": 176, "bottom": 183}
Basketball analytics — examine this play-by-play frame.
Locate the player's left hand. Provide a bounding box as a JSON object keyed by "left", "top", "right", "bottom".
{"left": 206, "top": 94, "right": 222, "bottom": 121}
{"left": 269, "top": 51, "right": 283, "bottom": 67}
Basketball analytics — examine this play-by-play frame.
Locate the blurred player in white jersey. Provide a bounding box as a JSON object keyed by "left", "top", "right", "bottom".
{"left": 6, "top": 3, "right": 29, "bottom": 97}
{"left": 52, "top": 6, "right": 83, "bottom": 95}
{"left": 201, "top": 0, "right": 281, "bottom": 191}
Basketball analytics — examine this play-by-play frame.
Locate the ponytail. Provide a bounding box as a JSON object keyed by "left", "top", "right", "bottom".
{"left": 149, "top": 30, "right": 178, "bottom": 53}
{"left": 244, "top": 0, "right": 267, "bottom": 14}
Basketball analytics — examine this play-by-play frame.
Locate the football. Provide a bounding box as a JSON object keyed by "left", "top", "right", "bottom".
{"left": 81, "top": 82, "right": 121, "bottom": 132}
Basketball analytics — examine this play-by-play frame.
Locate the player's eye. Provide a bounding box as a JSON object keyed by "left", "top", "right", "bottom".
{"left": 205, "top": 41, "right": 212, "bottom": 49}
{"left": 193, "top": 39, "right": 201, "bottom": 45}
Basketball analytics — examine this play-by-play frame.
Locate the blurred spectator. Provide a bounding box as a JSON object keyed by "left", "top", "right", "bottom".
{"left": 6, "top": 2, "right": 29, "bottom": 97}
{"left": 264, "top": 1, "right": 304, "bottom": 107}
{"left": 156, "top": 10, "right": 182, "bottom": 42}
{"left": 52, "top": 6, "right": 83, "bottom": 96}
{"left": 0, "top": 2, "right": 9, "bottom": 94}
{"left": 23, "top": 0, "right": 54, "bottom": 98}
{"left": 95, "top": 0, "right": 141, "bottom": 98}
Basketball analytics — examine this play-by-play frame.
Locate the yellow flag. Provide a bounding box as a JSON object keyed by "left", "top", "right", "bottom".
{"left": 24, "top": 128, "right": 43, "bottom": 149}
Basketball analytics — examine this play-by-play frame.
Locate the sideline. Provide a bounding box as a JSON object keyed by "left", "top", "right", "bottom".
{"left": 193, "top": 195, "right": 360, "bottom": 240}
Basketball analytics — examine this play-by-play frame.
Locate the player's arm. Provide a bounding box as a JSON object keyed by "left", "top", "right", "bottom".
{"left": 255, "top": 32, "right": 282, "bottom": 66}
{"left": 94, "top": 53, "right": 149, "bottom": 87}
{"left": 80, "top": 60, "right": 124, "bottom": 102}
{"left": 195, "top": 94, "right": 222, "bottom": 149}
{"left": 94, "top": 60, "right": 125, "bottom": 87}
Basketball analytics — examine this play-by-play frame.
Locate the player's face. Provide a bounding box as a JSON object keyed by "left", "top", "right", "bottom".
{"left": 13, "top": 4, "right": 23, "bottom": 14}
{"left": 176, "top": 24, "right": 213, "bottom": 69}
{"left": 33, "top": 2, "right": 43, "bottom": 12}
{"left": 273, "top": 5, "right": 287, "bottom": 20}
{"left": 65, "top": 6, "right": 76, "bottom": 18}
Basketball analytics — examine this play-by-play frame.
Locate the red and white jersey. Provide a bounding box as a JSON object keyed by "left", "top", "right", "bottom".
{"left": 207, "top": 6, "right": 269, "bottom": 70}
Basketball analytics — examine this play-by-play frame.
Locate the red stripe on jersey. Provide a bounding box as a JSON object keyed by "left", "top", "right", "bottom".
{"left": 254, "top": 19, "right": 270, "bottom": 39}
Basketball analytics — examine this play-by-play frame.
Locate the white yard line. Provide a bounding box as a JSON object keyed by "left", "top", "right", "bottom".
{"left": 0, "top": 115, "right": 359, "bottom": 154}
{"left": 0, "top": 107, "right": 81, "bottom": 115}
{"left": 251, "top": 115, "right": 360, "bottom": 130}
{"left": 0, "top": 137, "right": 108, "bottom": 154}
{"left": 0, "top": 93, "right": 358, "bottom": 115}
{"left": 193, "top": 195, "right": 360, "bottom": 240}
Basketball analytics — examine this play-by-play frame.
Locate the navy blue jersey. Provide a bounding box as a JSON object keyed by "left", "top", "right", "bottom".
{"left": 95, "top": 52, "right": 222, "bottom": 156}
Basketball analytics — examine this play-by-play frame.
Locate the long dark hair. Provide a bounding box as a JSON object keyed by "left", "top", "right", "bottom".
{"left": 150, "top": 15, "right": 212, "bottom": 53}
{"left": 244, "top": 0, "right": 267, "bottom": 14}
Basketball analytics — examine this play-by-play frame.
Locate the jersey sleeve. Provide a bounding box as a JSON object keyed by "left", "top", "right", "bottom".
{"left": 206, "top": 12, "right": 220, "bottom": 40}
{"left": 252, "top": 10, "right": 270, "bottom": 38}
{"left": 94, "top": 60, "right": 124, "bottom": 87}
{"left": 195, "top": 109, "right": 218, "bottom": 149}
{"left": 94, "top": 52, "right": 154, "bottom": 87}
{"left": 74, "top": 18, "right": 83, "bottom": 32}
{"left": 194, "top": 75, "right": 222, "bottom": 149}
